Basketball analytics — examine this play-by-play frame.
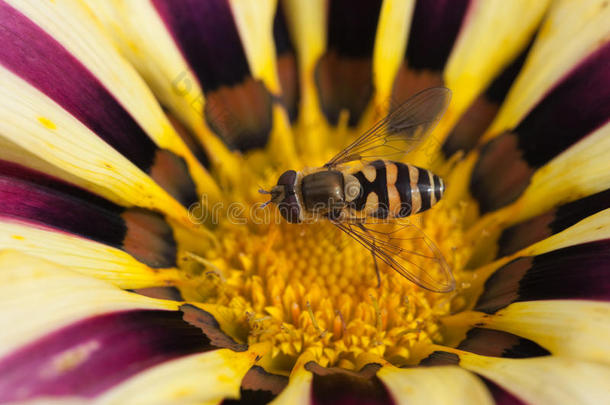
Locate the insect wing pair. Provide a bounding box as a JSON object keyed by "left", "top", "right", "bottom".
{"left": 323, "top": 87, "right": 455, "bottom": 293}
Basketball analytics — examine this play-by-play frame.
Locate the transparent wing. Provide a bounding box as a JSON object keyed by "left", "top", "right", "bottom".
{"left": 332, "top": 219, "right": 455, "bottom": 293}
{"left": 325, "top": 87, "right": 451, "bottom": 168}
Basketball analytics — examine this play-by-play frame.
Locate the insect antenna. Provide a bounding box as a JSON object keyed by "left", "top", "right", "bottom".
{"left": 258, "top": 187, "right": 273, "bottom": 208}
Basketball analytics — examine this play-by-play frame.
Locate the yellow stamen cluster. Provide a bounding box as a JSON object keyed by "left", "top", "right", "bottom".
{"left": 180, "top": 177, "right": 471, "bottom": 372}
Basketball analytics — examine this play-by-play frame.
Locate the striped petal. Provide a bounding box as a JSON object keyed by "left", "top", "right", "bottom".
{"left": 0, "top": 310, "right": 209, "bottom": 402}
{"left": 0, "top": 220, "right": 181, "bottom": 288}
{"left": 154, "top": 0, "right": 270, "bottom": 152}
{"left": 455, "top": 327, "right": 550, "bottom": 359}
{"left": 372, "top": 0, "right": 415, "bottom": 104}
{"left": 0, "top": 160, "right": 178, "bottom": 271}
{"left": 228, "top": 0, "right": 279, "bottom": 93}
{"left": 473, "top": 233, "right": 610, "bottom": 313}
{"left": 442, "top": 40, "right": 532, "bottom": 157}
{"left": 281, "top": 0, "right": 325, "bottom": 128}
{"left": 392, "top": 0, "right": 471, "bottom": 103}
{"left": 441, "top": 0, "right": 550, "bottom": 137}
{"left": 467, "top": 122, "right": 610, "bottom": 265}
{"left": 484, "top": 0, "right": 610, "bottom": 139}
{"left": 227, "top": 0, "right": 297, "bottom": 161}
{"left": 0, "top": 251, "right": 179, "bottom": 360}
{"left": 223, "top": 366, "right": 288, "bottom": 405}
{"left": 470, "top": 42, "right": 610, "bottom": 214}
{"left": 496, "top": 189, "right": 610, "bottom": 258}
{"left": 0, "top": 0, "right": 221, "bottom": 218}
{"left": 378, "top": 365, "right": 493, "bottom": 405}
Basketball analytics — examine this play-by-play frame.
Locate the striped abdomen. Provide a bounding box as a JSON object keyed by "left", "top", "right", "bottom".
{"left": 350, "top": 160, "right": 445, "bottom": 219}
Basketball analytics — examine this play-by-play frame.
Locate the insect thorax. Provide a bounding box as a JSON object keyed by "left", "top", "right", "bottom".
{"left": 301, "top": 170, "right": 349, "bottom": 213}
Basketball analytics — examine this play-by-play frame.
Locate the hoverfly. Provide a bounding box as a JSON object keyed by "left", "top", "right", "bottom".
{"left": 260, "top": 87, "right": 455, "bottom": 292}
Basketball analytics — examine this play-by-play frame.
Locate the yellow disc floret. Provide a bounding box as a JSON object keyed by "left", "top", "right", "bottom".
{"left": 178, "top": 155, "right": 471, "bottom": 373}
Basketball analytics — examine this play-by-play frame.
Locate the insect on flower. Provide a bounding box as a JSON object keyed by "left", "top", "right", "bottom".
{"left": 261, "top": 87, "right": 455, "bottom": 292}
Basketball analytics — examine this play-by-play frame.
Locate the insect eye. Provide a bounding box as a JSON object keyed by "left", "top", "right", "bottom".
{"left": 277, "top": 170, "right": 297, "bottom": 187}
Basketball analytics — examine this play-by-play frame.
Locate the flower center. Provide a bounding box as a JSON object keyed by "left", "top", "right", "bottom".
{"left": 181, "top": 169, "right": 471, "bottom": 372}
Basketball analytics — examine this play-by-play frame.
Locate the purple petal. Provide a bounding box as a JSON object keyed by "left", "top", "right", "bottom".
{"left": 406, "top": 0, "right": 472, "bottom": 71}
{"left": 306, "top": 362, "right": 396, "bottom": 405}
{"left": 0, "top": 310, "right": 210, "bottom": 402}
{"left": 483, "top": 379, "right": 528, "bottom": 405}
{"left": 273, "top": 3, "right": 299, "bottom": 122}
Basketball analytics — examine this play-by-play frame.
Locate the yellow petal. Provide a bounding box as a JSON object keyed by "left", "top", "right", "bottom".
{"left": 484, "top": 0, "right": 610, "bottom": 140}
{"left": 270, "top": 352, "right": 315, "bottom": 405}
{"left": 0, "top": 220, "right": 182, "bottom": 288}
{"left": 95, "top": 347, "right": 264, "bottom": 405}
{"left": 229, "top": 0, "right": 279, "bottom": 93}
{"left": 0, "top": 251, "right": 179, "bottom": 359}
{"left": 378, "top": 364, "right": 493, "bottom": 405}
{"left": 459, "top": 352, "right": 610, "bottom": 405}
{"left": 479, "top": 300, "right": 610, "bottom": 365}
{"left": 372, "top": 0, "right": 415, "bottom": 103}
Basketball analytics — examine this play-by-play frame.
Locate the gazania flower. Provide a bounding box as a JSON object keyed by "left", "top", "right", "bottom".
{"left": 1, "top": 0, "right": 609, "bottom": 403}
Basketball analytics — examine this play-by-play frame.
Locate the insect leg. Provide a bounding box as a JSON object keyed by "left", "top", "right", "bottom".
{"left": 356, "top": 222, "right": 381, "bottom": 288}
